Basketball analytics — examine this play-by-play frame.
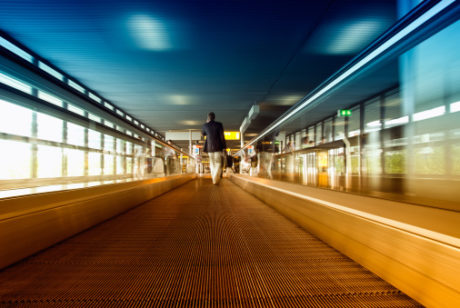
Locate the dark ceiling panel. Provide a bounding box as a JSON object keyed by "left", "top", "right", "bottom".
{"left": 0, "top": 0, "right": 397, "bottom": 134}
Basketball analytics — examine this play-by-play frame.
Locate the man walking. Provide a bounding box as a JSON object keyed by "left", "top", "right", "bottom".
{"left": 202, "top": 112, "right": 226, "bottom": 184}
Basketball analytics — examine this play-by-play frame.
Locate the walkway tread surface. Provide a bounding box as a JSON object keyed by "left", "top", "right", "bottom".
{"left": 0, "top": 178, "right": 420, "bottom": 307}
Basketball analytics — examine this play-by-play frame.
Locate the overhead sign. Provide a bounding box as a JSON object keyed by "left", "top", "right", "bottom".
{"left": 224, "top": 131, "right": 240, "bottom": 140}
{"left": 337, "top": 109, "right": 352, "bottom": 117}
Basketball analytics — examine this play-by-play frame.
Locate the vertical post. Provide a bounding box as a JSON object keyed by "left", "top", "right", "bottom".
{"left": 84, "top": 111, "right": 89, "bottom": 177}
{"left": 31, "top": 86, "right": 39, "bottom": 178}
{"left": 62, "top": 103, "right": 68, "bottom": 177}
{"left": 380, "top": 94, "right": 385, "bottom": 177}
{"left": 180, "top": 148, "right": 183, "bottom": 174}
{"left": 100, "top": 120, "right": 105, "bottom": 177}
{"left": 113, "top": 134, "right": 117, "bottom": 176}
{"left": 331, "top": 116, "right": 335, "bottom": 141}
{"left": 398, "top": 0, "right": 418, "bottom": 189}
{"left": 344, "top": 114, "right": 351, "bottom": 191}
{"left": 31, "top": 111, "right": 38, "bottom": 178}
{"left": 359, "top": 101, "right": 365, "bottom": 190}
{"left": 189, "top": 130, "right": 192, "bottom": 156}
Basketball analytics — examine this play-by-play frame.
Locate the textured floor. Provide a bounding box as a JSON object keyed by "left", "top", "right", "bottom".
{"left": 0, "top": 178, "right": 421, "bottom": 307}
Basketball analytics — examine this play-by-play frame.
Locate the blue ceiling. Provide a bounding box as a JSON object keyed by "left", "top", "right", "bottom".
{"left": 0, "top": 0, "right": 396, "bottom": 135}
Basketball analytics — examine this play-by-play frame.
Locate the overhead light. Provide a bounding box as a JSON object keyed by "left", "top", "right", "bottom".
{"left": 248, "top": 104, "right": 259, "bottom": 121}
{"left": 450, "top": 101, "right": 460, "bottom": 113}
{"left": 181, "top": 120, "right": 200, "bottom": 126}
{"left": 169, "top": 94, "right": 190, "bottom": 105}
{"left": 309, "top": 19, "right": 389, "bottom": 55}
{"left": 413, "top": 106, "right": 445, "bottom": 122}
{"left": 366, "top": 120, "right": 381, "bottom": 127}
{"left": 385, "top": 116, "right": 409, "bottom": 127}
{"left": 128, "top": 14, "right": 171, "bottom": 50}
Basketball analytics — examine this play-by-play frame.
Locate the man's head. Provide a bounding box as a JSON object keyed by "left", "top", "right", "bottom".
{"left": 207, "top": 112, "right": 215, "bottom": 122}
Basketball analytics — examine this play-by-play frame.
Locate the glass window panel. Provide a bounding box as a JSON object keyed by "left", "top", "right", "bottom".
{"left": 315, "top": 123, "right": 322, "bottom": 145}
{"left": 134, "top": 144, "right": 143, "bottom": 156}
{"left": 104, "top": 135, "right": 114, "bottom": 151}
{"left": 295, "top": 131, "right": 301, "bottom": 150}
{"left": 306, "top": 127, "right": 314, "bottom": 148}
{"left": 126, "top": 157, "right": 133, "bottom": 174}
{"left": 104, "top": 102, "right": 114, "bottom": 110}
{"left": 0, "top": 37, "right": 33, "bottom": 62}
{"left": 384, "top": 149, "right": 406, "bottom": 174}
{"left": 67, "top": 122, "right": 85, "bottom": 147}
{"left": 364, "top": 98, "right": 381, "bottom": 132}
{"left": 334, "top": 117, "right": 345, "bottom": 141}
{"left": 116, "top": 156, "right": 124, "bottom": 175}
{"left": 89, "top": 93, "right": 102, "bottom": 103}
{"left": 66, "top": 148, "right": 84, "bottom": 177}
{"left": 411, "top": 22, "right": 460, "bottom": 114}
{"left": 116, "top": 109, "right": 124, "bottom": 117}
{"left": 363, "top": 145, "right": 382, "bottom": 175}
{"left": 68, "top": 79, "right": 85, "bottom": 93}
{"left": 348, "top": 106, "right": 361, "bottom": 137}
{"left": 38, "top": 91, "right": 63, "bottom": 107}
{"left": 67, "top": 104, "right": 85, "bottom": 116}
{"left": 0, "top": 73, "right": 32, "bottom": 94}
{"left": 0, "top": 99, "right": 33, "bottom": 137}
{"left": 324, "top": 119, "right": 332, "bottom": 143}
{"left": 126, "top": 141, "right": 132, "bottom": 154}
{"left": 38, "top": 61, "right": 63, "bottom": 81}
{"left": 104, "top": 154, "right": 114, "bottom": 175}
{"left": 151, "top": 141, "right": 156, "bottom": 156}
{"left": 37, "top": 145, "right": 62, "bottom": 178}
{"left": 415, "top": 145, "right": 445, "bottom": 175}
{"left": 452, "top": 144, "right": 460, "bottom": 175}
{"left": 88, "top": 129, "right": 101, "bottom": 150}
{"left": 104, "top": 121, "right": 115, "bottom": 129}
{"left": 384, "top": 91, "right": 404, "bottom": 126}
{"left": 88, "top": 152, "right": 102, "bottom": 176}
{"left": 330, "top": 148, "right": 345, "bottom": 175}
{"left": 116, "top": 138, "right": 124, "bottom": 154}
{"left": 300, "top": 129, "right": 307, "bottom": 149}
{"left": 37, "top": 112, "right": 63, "bottom": 143}
{"left": 350, "top": 145, "right": 360, "bottom": 174}
{"left": 88, "top": 113, "right": 101, "bottom": 123}
{"left": 0, "top": 139, "right": 31, "bottom": 179}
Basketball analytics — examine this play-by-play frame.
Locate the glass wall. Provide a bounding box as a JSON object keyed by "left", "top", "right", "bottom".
{"left": 0, "top": 37, "right": 194, "bottom": 195}
{"left": 0, "top": 94, "right": 191, "bottom": 193}
{"left": 250, "top": 18, "right": 460, "bottom": 211}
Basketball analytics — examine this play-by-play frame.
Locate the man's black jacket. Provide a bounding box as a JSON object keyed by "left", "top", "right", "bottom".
{"left": 202, "top": 120, "right": 226, "bottom": 153}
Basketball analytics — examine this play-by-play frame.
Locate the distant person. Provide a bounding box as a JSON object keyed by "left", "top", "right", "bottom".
{"left": 202, "top": 112, "right": 226, "bottom": 184}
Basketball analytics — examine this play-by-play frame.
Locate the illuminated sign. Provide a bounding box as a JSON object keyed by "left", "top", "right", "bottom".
{"left": 192, "top": 144, "right": 202, "bottom": 156}
{"left": 224, "top": 131, "right": 240, "bottom": 140}
{"left": 337, "top": 109, "right": 352, "bottom": 117}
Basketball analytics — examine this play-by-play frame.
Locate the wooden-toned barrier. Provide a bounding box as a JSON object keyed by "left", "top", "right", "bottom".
{"left": 230, "top": 174, "right": 460, "bottom": 308}
{"left": 0, "top": 174, "right": 195, "bottom": 270}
